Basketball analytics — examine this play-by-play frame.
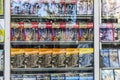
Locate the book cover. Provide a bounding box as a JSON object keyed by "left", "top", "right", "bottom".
{"left": 100, "top": 49, "right": 110, "bottom": 67}
{"left": 101, "top": 70, "right": 114, "bottom": 80}
{"left": 109, "top": 49, "right": 119, "bottom": 67}
{"left": 114, "top": 69, "right": 120, "bottom": 80}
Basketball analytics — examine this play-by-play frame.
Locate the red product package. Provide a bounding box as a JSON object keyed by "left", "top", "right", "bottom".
{"left": 60, "top": 22, "right": 66, "bottom": 28}
{"left": 46, "top": 22, "right": 52, "bottom": 28}
{"left": 18, "top": 22, "right": 24, "bottom": 28}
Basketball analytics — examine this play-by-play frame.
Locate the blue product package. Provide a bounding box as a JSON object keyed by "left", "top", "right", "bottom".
{"left": 65, "top": 73, "right": 79, "bottom": 80}
{"left": 23, "top": 74, "right": 36, "bottom": 80}
{"left": 79, "top": 73, "right": 94, "bottom": 80}
{"left": 101, "top": 70, "right": 115, "bottom": 80}
{"left": 51, "top": 74, "right": 65, "bottom": 80}
{"left": 100, "top": 49, "right": 110, "bottom": 67}
{"left": 37, "top": 74, "right": 50, "bottom": 80}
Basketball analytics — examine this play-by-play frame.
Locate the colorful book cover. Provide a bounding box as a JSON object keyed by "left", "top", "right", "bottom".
{"left": 65, "top": 73, "right": 79, "bottom": 80}
{"left": 101, "top": 70, "right": 114, "bottom": 80}
{"left": 51, "top": 73, "right": 65, "bottom": 80}
{"left": 79, "top": 48, "right": 94, "bottom": 67}
{"left": 109, "top": 49, "right": 119, "bottom": 67}
{"left": 100, "top": 28, "right": 114, "bottom": 41}
{"left": 79, "top": 73, "right": 93, "bottom": 80}
{"left": 0, "top": 0, "right": 3, "bottom": 15}
{"left": 36, "top": 74, "right": 50, "bottom": 80}
{"left": 114, "top": 69, "right": 120, "bottom": 80}
{"left": 0, "top": 50, "right": 3, "bottom": 70}
{"left": 100, "top": 49, "right": 110, "bottom": 67}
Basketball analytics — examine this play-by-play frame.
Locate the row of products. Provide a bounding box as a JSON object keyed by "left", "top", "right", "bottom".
{"left": 100, "top": 28, "right": 120, "bottom": 41}
{"left": 11, "top": 48, "right": 94, "bottom": 68}
{"left": 0, "top": 50, "right": 3, "bottom": 70}
{"left": 101, "top": 69, "right": 120, "bottom": 80}
{"left": 11, "top": 73, "right": 93, "bottom": 80}
{"left": 100, "top": 49, "right": 120, "bottom": 68}
{"left": 11, "top": 22, "right": 93, "bottom": 28}
{"left": 102, "top": 0, "right": 120, "bottom": 17}
{"left": 11, "top": 0, "right": 93, "bottom": 15}
{"left": 11, "top": 28, "right": 93, "bottom": 41}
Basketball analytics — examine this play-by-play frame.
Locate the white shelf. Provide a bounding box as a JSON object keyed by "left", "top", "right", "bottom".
{"left": 11, "top": 67, "right": 94, "bottom": 72}
{"left": 101, "top": 67, "right": 120, "bottom": 70}
{"left": 11, "top": 41, "right": 93, "bottom": 45}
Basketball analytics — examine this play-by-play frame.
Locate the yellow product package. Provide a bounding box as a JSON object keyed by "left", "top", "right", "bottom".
{"left": 24, "top": 48, "right": 39, "bottom": 68}
{"left": 0, "top": 0, "right": 3, "bottom": 15}
{"left": 66, "top": 48, "right": 79, "bottom": 67}
{"left": 79, "top": 48, "right": 94, "bottom": 67}
{"left": 39, "top": 48, "right": 52, "bottom": 68}
{"left": 11, "top": 48, "right": 25, "bottom": 68}
{"left": 0, "top": 29, "right": 4, "bottom": 42}
{"left": 52, "top": 48, "right": 66, "bottom": 68}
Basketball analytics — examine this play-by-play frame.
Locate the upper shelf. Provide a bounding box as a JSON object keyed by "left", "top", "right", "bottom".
{"left": 11, "top": 15, "right": 93, "bottom": 19}
{"left": 11, "top": 41, "right": 93, "bottom": 45}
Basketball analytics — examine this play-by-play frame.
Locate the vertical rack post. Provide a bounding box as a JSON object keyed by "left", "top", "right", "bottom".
{"left": 4, "top": 0, "right": 10, "bottom": 79}
{"left": 94, "top": 0, "right": 100, "bottom": 80}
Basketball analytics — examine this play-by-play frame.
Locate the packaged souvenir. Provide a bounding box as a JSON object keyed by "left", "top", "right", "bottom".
{"left": 79, "top": 73, "right": 94, "bottom": 80}
{"left": 24, "top": 48, "right": 39, "bottom": 68}
{"left": 79, "top": 29, "right": 89, "bottom": 41}
{"left": 100, "top": 49, "right": 110, "bottom": 67}
{"left": 38, "top": 3, "right": 48, "bottom": 17}
{"left": 51, "top": 73, "right": 65, "bottom": 80}
{"left": 109, "top": 49, "right": 119, "bottom": 67}
{"left": 102, "top": 0, "right": 117, "bottom": 17}
{"left": 11, "top": 22, "right": 18, "bottom": 28}
{"left": 39, "top": 28, "right": 52, "bottom": 41}
{"left": 77, "top": 0, "right": 87, "bottom": 15}
{"left": 36, "top": 74, "right": 50, "bottom": 80}
{"left": 114, "top": 69, "right": 120, "bottom": 80}
{"left": 25, "top": 28, "right": 38, "bottom": 41}
{"left": 66, "top": 48, "right": 79, "bottom": 67}
{"left": 0, "top": 19, "right": 4, "bottom": 42}
{"left": 39, "top": 48, "right": 52, "bottom": 68}
{"left": 87, "top": 0, "right": 93, "bottom": 15}
{"left": 100, "top": 28, "right": 114, "bottom": 41}
{"left": 52, "top": 48, "right": 66, "bottom": 68}
{"left": 0, "top": 50, "right": 3, "bottom": 70}
{"left": 23, "top": 74, "right": 36, "bottom": 80}
{"left": 32, "top": 0, "right": 39, "bottom": 15}
{"left": 0, "top": 0, "right": 3, "bottom": 15}
{"left": 11, "top": 28, "right": 24, "bottom": 41}
{"left": 11, "top": 74, "right": 23, "bottom": 80}
{"left": 66, "top": 28, "right": 78, "bottom": 41}
{"left": 11, "top": 48, "right": 25, "bottom": 68}
{"left": 11, "top": 0, "right": 22, "bottom": 14}
{"left": 88, "top": 28, "right": 94, "bottom": 41}
{"left": 101, "top": 70, "right": 114, "bottom": 80}
{"left": 48, "top": 3, "right": 58, "bottom": 16}
{"left": 79, "top": 48, "right": 94, "bottom": 67}
{"left": 65, "top": 73, "right": 79, "bottom": 80}
{"left": 115, "top": 28, "right": 120, "bottom": 41}
{"left": 22, "top": 0, "right": 32, "bottom": 15}
{"left": 58, "top": 4, "right": 65, "bottom": 15}
{"left": 53, "top": 28, "right": 65, "bottom": 41}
